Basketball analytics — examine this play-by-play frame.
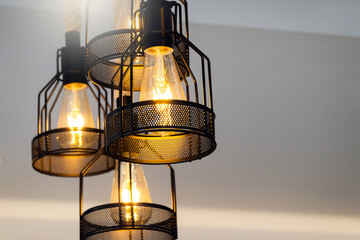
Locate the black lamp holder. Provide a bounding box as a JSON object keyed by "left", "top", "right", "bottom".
{"left": 142, "top": 0, "right": 174, "bottom": 49}
{"left": 62, "top": 31, "right": 87, "bottom": 85}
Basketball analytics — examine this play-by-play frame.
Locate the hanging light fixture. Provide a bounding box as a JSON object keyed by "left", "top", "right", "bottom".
{"left": 31, "top": 31, "right": 115, "bottom": 177}
{"left": 80, "top": 152, "right": 177, "bottom": 240}
{"left": 87, "top": 0, "right": 189, "bottom": 91}
{"left": 112, "top": 0, "right": 144, "bottom": 91}
{"left": 31, "top": 0, "right": 216, "bottom": 239}
{"left": 88, "top": 0, "right": 143, "bottom": 91}
{"left": 87, "top": 0, "right": 216, "bottom": 164}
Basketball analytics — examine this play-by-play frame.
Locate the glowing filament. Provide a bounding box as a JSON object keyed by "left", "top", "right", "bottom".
{"left": 121, "top": 180, "right": 141, "bottom": 221}
{"left": 57, "top": 83, "right": 95, "bottom": 149}
{"left": 140, "top": 46, "right": 186, "bottom": 136}
{"left": 151, "top": 77, "right": 173, "bottom": 127}
{"left": 128, "top": 16, "right": 140, "bottom": 30}
{"left": 110, "top": 163, "right": 152, "bottom": 224}
{"left": 67, "top": 107, "right": 85, "bottom": 147}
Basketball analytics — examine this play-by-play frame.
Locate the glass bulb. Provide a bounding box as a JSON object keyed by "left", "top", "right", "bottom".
{"left": 114, "top": 0, "right": 141, "bottom": 30}
{"left": 57, "top": 83, "right": 95, "bottom": 148}
{"left": 113, "top": 0, "right": 143, "bottom": 79}
{"left": 110, "top": 162, "right": 152, "bottom": 225}
{"left": 128, "top": 15, "right": 140, "bottom": 30}
{"left": 139, "top": 46, "right": 186, "bottom": 135}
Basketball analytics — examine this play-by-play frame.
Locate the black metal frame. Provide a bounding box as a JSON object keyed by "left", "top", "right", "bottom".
{"left": 31, "top": 42, "right": 115, "bottom": 177}
{"left": 86, "top": 0, "right": 189, "bottom": 94}
{"left": 30, "top": 1, "right": 216, "bottom": 239}
{"left": 80, "top": 151, "right": 177, "bottom": 240}
{"left": 85, "top": 0, "right": 216, "bottom": 164}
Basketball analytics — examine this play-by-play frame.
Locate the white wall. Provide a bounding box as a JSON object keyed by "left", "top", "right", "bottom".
{"left": 1, "top": 5, "right": 360, "bottom": 240}
{"left": 2, "top": 0, "right": 360, "bottom": 37}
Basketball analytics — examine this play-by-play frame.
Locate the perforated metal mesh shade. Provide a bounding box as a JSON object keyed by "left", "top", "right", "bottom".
{"left": 81, "top": 203, "right": 176, "bottom": 240}
{"left": 32, "top": 128, "right": 115, "bottom": 177}
{"left": 87, "top": 30, "right": 188, "bottom": 90}
{"left": 106, "top": 100, "right": 216, "bottom": 164}
{"left": 85, "top": 230, "right": 173, "bottom": 240}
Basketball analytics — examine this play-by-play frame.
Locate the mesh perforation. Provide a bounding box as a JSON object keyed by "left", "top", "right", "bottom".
{"left": 87, "top": 30, "right": 188, "bottom": 90}
{"left": 32, "top": 129, "right": 114, "bottom": 177}
{"left": 81, "top": 203, "right": 175, "bottom": 240}
{"left": 106, "top": 100, "right": 216, "bottom": 164}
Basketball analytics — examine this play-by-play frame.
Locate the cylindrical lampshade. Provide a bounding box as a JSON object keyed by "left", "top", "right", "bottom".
{"left": 86, "top": 0, "right": 189, "bottom": 90}
{"left": 114, "top": 0, "right": 141, "bottom": 30}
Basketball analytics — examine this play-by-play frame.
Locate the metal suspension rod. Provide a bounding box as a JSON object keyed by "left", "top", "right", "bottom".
{"left": 37, "top": 74, "right": 59, "bottom": 134}
{"left": 79, "top": 147, "right": 105, "bottom": 216}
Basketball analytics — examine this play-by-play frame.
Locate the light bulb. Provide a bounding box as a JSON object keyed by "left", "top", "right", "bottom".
{"left": 110, "top": 162, "right": 152, "bottom": 225}
{"left": 113, "top": 0, "right": 143, "bottom": 89}
{"left": 128, "top": 15, "right": 140, "bottom": 30}
{"left": 57, "top": 83, "right": 95, "bottom": 148}
{"left": 139, "top": 46, "right": 186, "bottom": 135}
{"left": 114, "top": 0, "right": 141, "bottom": 30}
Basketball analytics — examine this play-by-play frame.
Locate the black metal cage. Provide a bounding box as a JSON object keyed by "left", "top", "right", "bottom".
{"left": 31, "top": 33, "right": 115, "bottom": 177}
{"left": 86, "top": 0, "right": 189, "bottom": 91}
{"left": 80, "top": 151, "right": 177, "bottom": 240}
{"left": 86, "top": 0, "right": 216, "bottom": 164}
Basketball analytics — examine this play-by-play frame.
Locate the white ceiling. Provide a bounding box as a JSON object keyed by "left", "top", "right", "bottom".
{"left": 1, "top": 0, "right": 360, "bottom": 37}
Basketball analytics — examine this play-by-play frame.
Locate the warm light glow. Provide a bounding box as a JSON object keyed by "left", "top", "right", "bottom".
{"left": 128, "top": 16, "right": 140, "bottom": 30}
{"left": 152, "top": 75, "right": 173, "bottom": 126}
{"left": 113, "top": 0, "right": 141, "bottom": 30}
{"left": 140, "top": 46, "right": 186, "bottom": 132}
{"left": 57, "top": 82, "right": 95, "bottom": 148}
{"left": 110, "top": 162, "right": 152, "bottom": 224}
{"left": 67, "top": 107, "right": 84, "bottom": 146}
{"left": 120, "top": 179, "right": 141, "bottom": 221}
{"left": 128, "top": 15, "right": 143, "bottom": 64}
{"left": 3, "top": 200, "right": 360, "bottom": 237}
{"left": 120, "top": 181, "right": 141, "bottom": 203}
{"left": 152, "top": 80, "right": 173, "bottom": 100}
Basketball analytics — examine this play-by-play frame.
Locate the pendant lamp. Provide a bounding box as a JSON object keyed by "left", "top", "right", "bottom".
{"left": 80, "top": 150, "right": 177, "bottom": 240}
{"left": 86, "top": 0, "right": 216, "bottom": 164}
{"left": 31, "top": 31, "right": 115, "bottom": 177}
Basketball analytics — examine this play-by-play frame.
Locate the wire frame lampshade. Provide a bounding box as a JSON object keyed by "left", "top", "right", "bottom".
{"left": 31, "top": 32, "right": 115, "bottom": 177}
{"left": 80, "top": 151, "right": 177, "bottom": 240}
{"left": 86, "top": 0, "right": 216, "bottom": 164}
{"left": 86, "top": 0, "right": 189, "bottom": 91}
